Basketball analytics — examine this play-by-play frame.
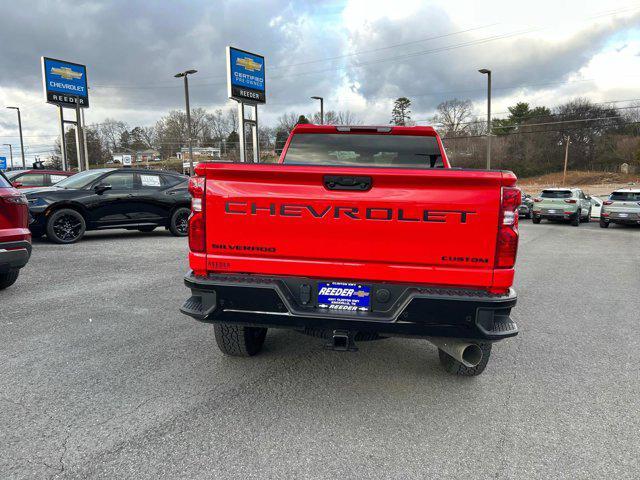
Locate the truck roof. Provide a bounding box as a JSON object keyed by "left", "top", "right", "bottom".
{"left": 291, "top": 124, "right": 438, "bottom": 136}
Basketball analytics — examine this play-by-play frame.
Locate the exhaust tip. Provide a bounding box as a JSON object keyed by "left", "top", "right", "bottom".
{"left": 462, "top": 344, "right": 483, "bottom": 367}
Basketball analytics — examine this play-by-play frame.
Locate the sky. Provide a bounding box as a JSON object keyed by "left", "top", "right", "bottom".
{"left": 1, "top": 0, "right": 640, "bottom": 166}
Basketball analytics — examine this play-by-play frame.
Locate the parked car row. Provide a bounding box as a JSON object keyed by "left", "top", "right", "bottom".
{"left": 0, "top": 167, "right": 192, "bottom": 290}
{"left": 518, "top": 187, "right": 640, "bottom": 227}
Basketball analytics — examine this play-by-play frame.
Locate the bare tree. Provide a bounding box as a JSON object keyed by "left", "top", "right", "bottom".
{"left": 431, "top": 99, "right": 473, "bottom": 137}
{"left": 98, "top": 119, "right": 128, "bottom": 153}
{"left": 277, "top": 112, "right": 299, "bottom": 133}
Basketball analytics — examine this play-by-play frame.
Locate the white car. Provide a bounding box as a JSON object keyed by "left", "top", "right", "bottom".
{"left": 590, "top": 196, "right": 603, "bottom": 218}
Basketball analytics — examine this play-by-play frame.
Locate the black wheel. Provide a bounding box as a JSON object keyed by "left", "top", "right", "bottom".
{"left": 599, "top": 219, "right": 609, "bottom": 228}
{"left": 571, "top": 210, "right": 580, "bottom": 227}
{"left": 0, "top": 270, "right": 19, "bottom": 290}
{"left": 46, "top": 209, "right": 86, "bottom": 244}
{"left": 213, "top": 324, "right": 267, "bottom": 357}
{"left": 169, "top": 207, "right": 190, "bottom": 237}
{"left": 532, "top": 216, "right": 541, "bottom": 224}
{"left": 137, "top": 226, "right": 156, "bottom": 233}
{"left": 438, "top": 342, "right": 492, "bottom": 376}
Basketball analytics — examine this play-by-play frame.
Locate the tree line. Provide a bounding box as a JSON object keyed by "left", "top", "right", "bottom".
{"left": 389, "top": 96, "right": 640, "bottom": 176}
{"left": 52, "top": 97, "right": 640, "bottom": 177}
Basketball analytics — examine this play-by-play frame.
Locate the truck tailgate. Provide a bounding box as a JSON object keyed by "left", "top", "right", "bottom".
{"left": 200, "top": 163, "right": 512, "bottom": 289}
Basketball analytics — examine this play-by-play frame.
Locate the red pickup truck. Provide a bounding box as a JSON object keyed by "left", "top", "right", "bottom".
{"left": 181, "top": 125, "right": 519, "bottom": 376}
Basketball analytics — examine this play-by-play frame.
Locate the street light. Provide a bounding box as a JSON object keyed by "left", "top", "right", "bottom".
{"left": 6, "top": 107, "right": 25, "bottom": 168}
{"left": 2, "top": 144, "right": 13, "bottom": 167}
{"left": 175, "top": 69, "right": 198, "bottom": 175}
{"left": 311, "top": 96, "right": 324, "bottom": 125}
{"left": 478, "top": 69, "right": 492, "bottom": 169}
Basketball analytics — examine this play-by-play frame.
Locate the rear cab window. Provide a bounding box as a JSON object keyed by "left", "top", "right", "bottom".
{"left": 541, "top": 190, "right": 572, "bottom": 199}
{"left": 609, "top": 191, "right": 640, "bottom": 201}
{"left": 282, "top": 133, "right": 444, "bottom": 168}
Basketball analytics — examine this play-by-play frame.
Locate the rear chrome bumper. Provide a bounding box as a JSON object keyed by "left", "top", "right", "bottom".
{"left": 180, "top": 272, "right": 518, "bottom": 341}
{"left": 0, "top": 240, "right": 32, "bottom": 273}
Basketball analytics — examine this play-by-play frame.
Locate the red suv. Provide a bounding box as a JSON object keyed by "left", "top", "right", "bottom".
{"left": 0, "top": 171, "right": 31, "bottom": 289}
{"left": 5, "top": 169, "right": 74, "bottom": 189}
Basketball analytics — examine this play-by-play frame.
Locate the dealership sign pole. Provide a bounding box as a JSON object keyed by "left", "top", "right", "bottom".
{"left": 226, "top": 47, "right": 265, "bottom": 162}
{"left": 41, "top": 57, "right": 89, "bottom": 171}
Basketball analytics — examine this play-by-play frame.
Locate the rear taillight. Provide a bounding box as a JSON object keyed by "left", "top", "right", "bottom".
{"left": 495, "top": 187, "right": 519, "bottom": 269}
{"left": 1, "top": 194, "right": 28, "bottom": 205}
{"left": 533, "top": 197, "right": 542, "bottom": 202}
{"left": 188, "top": 176, "right": 206, "bottom": 253}
{"left": 564, "top": 199, "right": 577, "bottom": 204}
{"left": 603, "top": 200, "right": 613, "bottom": 205}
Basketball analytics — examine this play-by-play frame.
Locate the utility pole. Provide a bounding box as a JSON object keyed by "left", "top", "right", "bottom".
{"left": 478, "top": 69, "right": 492, "bottom": 169}
{"left": 562, "top": 136, "right": 570, "bottom": 186}
{"left": 175, "top": 69, "right": 198, "bottom": 175}
{"left": 2, "top": 144, "right": 12, "bottom": 167}
{"left": 311, "top": 96, "right": 324, "bottom": 124}
{"left": 6, "top": 107, "right": 25, "bottom": 168}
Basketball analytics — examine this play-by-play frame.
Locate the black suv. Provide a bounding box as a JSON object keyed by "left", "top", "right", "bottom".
{"left": 25, "top": 168, "right": 191, "bottom": 244}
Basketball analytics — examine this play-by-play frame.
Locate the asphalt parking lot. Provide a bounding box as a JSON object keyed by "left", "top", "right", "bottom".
{"left": 1, "top": 221, "right": 639, "bottom": 479}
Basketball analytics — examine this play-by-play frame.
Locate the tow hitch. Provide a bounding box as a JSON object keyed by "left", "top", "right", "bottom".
{"left": 325, "top": 330, "right": 358, "bottom": 352}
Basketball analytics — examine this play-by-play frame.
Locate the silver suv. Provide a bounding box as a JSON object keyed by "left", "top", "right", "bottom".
{"left": 600, "top": 188, "right": 640, "bottom": 228}
{"left": 532, "top": 188, "right": 592, "bottom": 226}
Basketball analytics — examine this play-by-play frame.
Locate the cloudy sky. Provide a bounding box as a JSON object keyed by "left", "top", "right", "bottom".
{"left": 1, "top": 0, "right": 640, "bottom": 165}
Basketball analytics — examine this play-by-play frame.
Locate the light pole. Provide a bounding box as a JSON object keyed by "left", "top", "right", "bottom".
{"left": 6, "top": 107, "right": 25, "bottom": 168}
{"left": 175, "top": 69, "right": 198, "bottom": 175}
{"left": 3, "top": 144, "right": 13, "bottom": 167}
{"left": 478, "top": 69, "right": 491, "bottom": 169}
{"left": 311, "top": 96, "right": 324, "bottom": 124}
{"left": 562, "top": 136, "right": 571, "bottom": 186}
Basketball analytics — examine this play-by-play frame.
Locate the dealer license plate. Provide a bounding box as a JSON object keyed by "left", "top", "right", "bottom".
{"left": 548, "top": 209, "right": 557, "bottom": 213}
{"left": 318, "top": 282, "right": 371, "bottom": 312}
{"left": 618, "top": 213, "right": 629, "bottom": 217}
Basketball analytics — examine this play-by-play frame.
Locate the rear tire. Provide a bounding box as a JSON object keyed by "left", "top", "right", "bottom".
{"left": 0, "top": 270, "right": 19, "bottom": 290}
{"left": 600, "top": 219, "right": 609, "bottom": 228}
{"left": 46, "top": 208, "right": 86, "bottom": 244}
{"left": 532, "top": 216, "right": 541, "bottom": 224}
{"left": 438, "top": 342, "right": 492, "bottom": 376}
{"left": 169, "top": 207, "right": 190, "bottom": 237}
{"left": 571, "top": 210, "right": 580, "bottom": 227}
{"left": 213, "top": 324, "right": 267, "bottom": 357}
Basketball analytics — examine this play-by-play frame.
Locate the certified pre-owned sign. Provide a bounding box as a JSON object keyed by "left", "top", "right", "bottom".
{"left": 226, "top": 46, "right": 265, "bottom": 104}
{"left": 41, "top": 57, "right": 89, "bottom": 108}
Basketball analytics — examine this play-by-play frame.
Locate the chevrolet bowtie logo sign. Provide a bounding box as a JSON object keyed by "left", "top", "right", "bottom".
{"left": 50, "top": 67, "right": 83, "bottom": 80}
{"left": 236, "top": 57, "right": 262, "bottom": 72}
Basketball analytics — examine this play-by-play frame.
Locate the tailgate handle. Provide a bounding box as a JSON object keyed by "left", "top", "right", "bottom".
{"left": 324, "top": 175, "right": 372, "bottom": 191}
